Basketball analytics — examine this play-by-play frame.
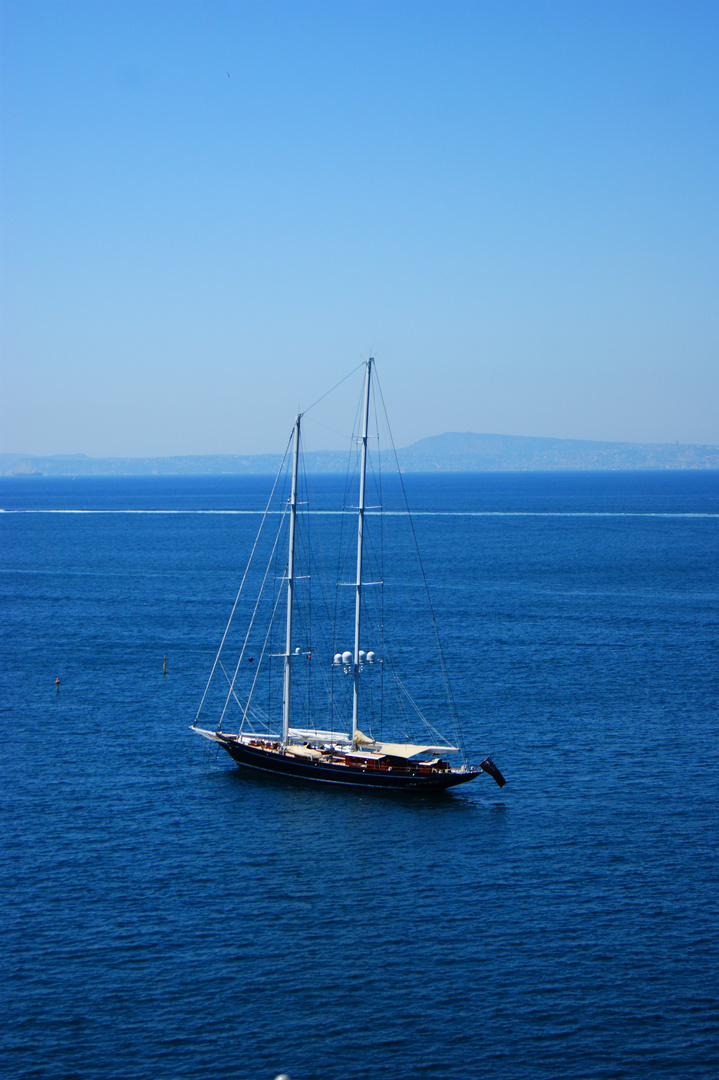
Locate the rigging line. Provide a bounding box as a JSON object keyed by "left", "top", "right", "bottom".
{"left": 217, "top": 660, "right": 273, "bottom": 729}
{"left": 365, "top": 380, "right": 387, "bottom": 737}
{"left": 301, "top": 360, "right": 366, "bottom": 418}
{"left": 302, "top": 450, "right": 339, "bottom": 724}
{"left": 238, "top": 567, "right": 288, "bottom": 734}
{"left": 294, "top": 446, "right": 314, "bottom": 725}
{"left": 332, "top": 419, "right": 356, "bottom": 653}
{"left": 219, "top": 659, "right": 246, "bottom": 714}
{"left": 303, "top": 463, "right": 352, "bottom": 698}
{"left": 218, "top": 660, "right": 270, "bottom": 730}
{"left": 363, "top": 395, "right": 408, "bottom": 741}
{"left": 391, "top": 673, "right": 452, "bottom": 745}
{"left": 303, "top": 415, "right": 355, "bottom": 441}
{"left": 194, "top": 431, "right": 293, "bottom": 726}
{"left": 332, "top": 395, "right": 365, "bottom": 717}
{"left": 374, "top": 370, "right": 467, "bottom": 757}
{"left": 218, "top": 495, "right": 290, "bottom": 730}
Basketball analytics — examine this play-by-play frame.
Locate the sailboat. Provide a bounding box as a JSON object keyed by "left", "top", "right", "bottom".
{"left": 192, "top": 358, "right": 506, "bottom": 792}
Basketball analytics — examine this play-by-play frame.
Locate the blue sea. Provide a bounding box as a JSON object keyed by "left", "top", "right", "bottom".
{"left": 2, "top": 472, "right": 718, "bottom": 1080}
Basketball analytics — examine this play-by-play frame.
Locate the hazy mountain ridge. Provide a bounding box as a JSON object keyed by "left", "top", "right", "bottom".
{"left": 399, "top": 432, "right": 719, "bottom": 470}
{"left": 2, "top": 432, "right": 719, "bottom": 476}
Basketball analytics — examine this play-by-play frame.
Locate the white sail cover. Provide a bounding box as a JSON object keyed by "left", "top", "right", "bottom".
{"left": 288, "top": 727, "right": 351, "bottom": 744}
{"left": 353, "top": 730, "right": 376, "bottom": 746}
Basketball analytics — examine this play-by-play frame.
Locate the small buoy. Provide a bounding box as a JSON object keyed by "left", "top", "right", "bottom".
{"left": 55, "top": 677, "right": 60, "bottom": 692}
{"left": 163, "top": 656, "right": 167, "bottom": 676}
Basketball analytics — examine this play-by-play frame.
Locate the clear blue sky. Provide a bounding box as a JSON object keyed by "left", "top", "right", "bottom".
{"left": 1, "top": 0, "right": 717, "bottom": 456}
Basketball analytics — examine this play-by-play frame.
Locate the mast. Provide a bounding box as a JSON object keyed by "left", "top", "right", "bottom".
{"left": 352, "top": 358, "right": 372, "bottom": 743}
{"left": 282, "top": 414, "right": 301, "bottom": 745}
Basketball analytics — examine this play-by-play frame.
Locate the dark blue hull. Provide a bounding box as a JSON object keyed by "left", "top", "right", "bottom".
{"left": 218, "top": 735, "right": 479, "bottom": 792}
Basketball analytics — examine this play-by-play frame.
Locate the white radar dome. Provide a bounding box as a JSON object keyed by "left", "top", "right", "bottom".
{"left": 333, "top": 653, "right": 342, "bottom": 665}
{"left": 366, "top": 651, "right": 376, "bottom": 663}
{"left": 342, "top": 651, "right": 353, "bottom": 665}
{"left": 359, "top": 650, "right": 366, "bottom": 662}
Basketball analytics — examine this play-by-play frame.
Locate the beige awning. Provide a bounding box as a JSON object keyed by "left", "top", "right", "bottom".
{"left": 285, "top": 743, "right": 323, "bottom": 759}
{"left": 374, "top": 742, "right": 460, "bottom": 759}
{"left": 354, "top": 730, "right": 459, "bottom": 758}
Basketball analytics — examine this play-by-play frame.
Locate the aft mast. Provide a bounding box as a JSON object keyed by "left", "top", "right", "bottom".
{"left": 352, "top": 358, "right": 372, "bottom": 744}
{"left": 282, "top": 414, "right": 301, "bottom": 746}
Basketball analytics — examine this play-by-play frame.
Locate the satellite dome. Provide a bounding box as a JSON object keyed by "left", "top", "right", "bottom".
{"left": 342, "top": 650, "right": 352, "bottom": 665}
{"left": 358, "top": 650, "right": 366, "bottom": 662}
{"left": 366, "top": 651, "right": 376, "bottom": 663}
{"left": 333, "top": 653, "right": 342, "bottom": 665}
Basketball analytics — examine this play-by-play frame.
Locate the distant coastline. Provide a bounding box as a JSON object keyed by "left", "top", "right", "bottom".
{"left": 2, "top": 432, "right": 719, "bottom": 476}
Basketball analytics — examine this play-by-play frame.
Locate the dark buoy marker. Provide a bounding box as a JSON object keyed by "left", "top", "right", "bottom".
{"left": 55, "top": 677, "right": 60, "bottom": 693}
{"left": 163, "top": 656, "right": 167, "bottom": 677}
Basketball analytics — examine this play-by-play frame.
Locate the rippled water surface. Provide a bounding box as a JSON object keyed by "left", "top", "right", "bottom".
{"left": 2, "top": 473, "right": 718, "bottom": 1080}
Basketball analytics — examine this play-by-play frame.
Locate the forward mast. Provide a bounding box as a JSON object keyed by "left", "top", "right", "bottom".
{"left": 352, "top": 357, "right": 373, "bottom": 743}
{"left": 281, "top": 413, "right": 301, "bottom": 746}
